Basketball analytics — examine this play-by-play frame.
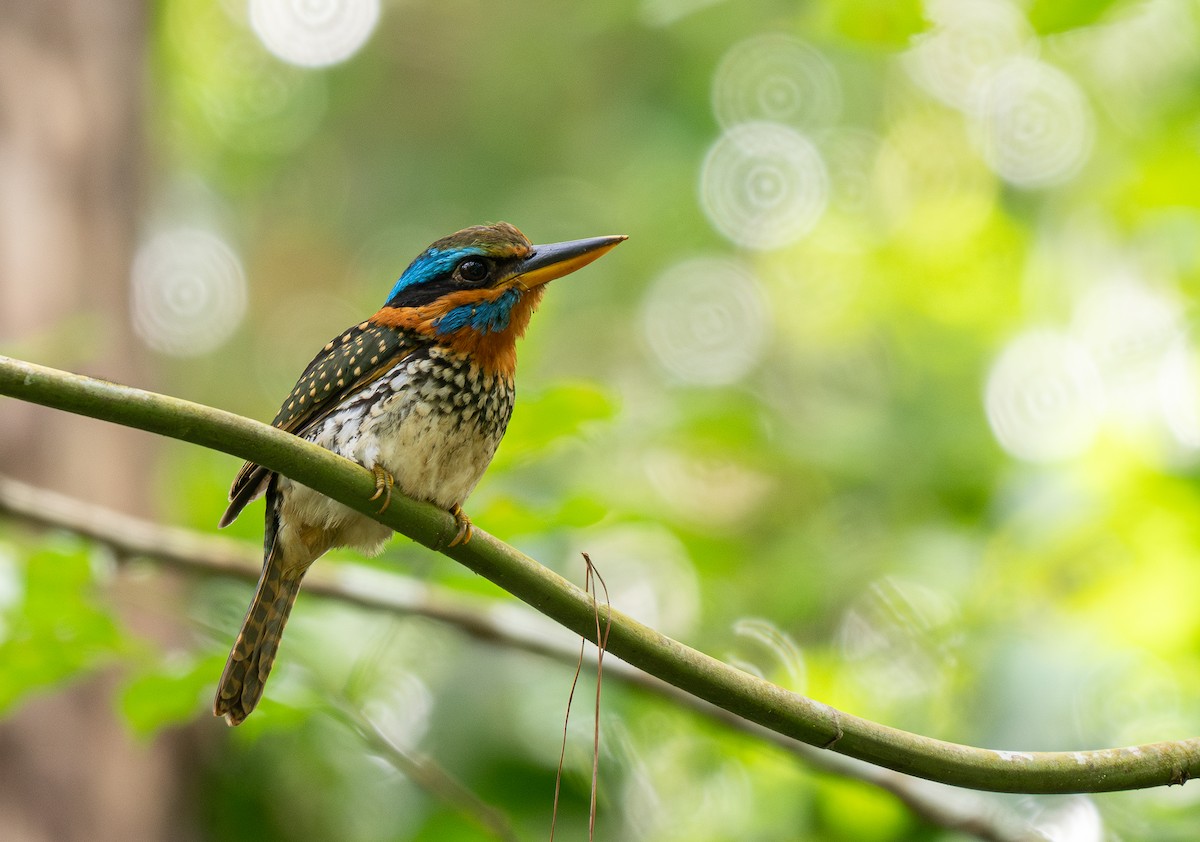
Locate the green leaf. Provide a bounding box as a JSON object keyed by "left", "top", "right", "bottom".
{"left": 812, "top": 0, "right": 926, "bottom": 47}
{"left": 120, "top": 653, "right": 226, "bottom": 736}
{"left": 477, "top": 493, "right": 607, "bottom": 536}
{"left": 1026, "top": 0, "right": 1123, "bottom": 34}
{"left": 815, "top": 776, "right": 912, "bottom": 840}
{"left": 0, "top": 538, "right": 126, "bottom": 713}
{"left": 491, "top": 381, "right": 616, "bottom": 469}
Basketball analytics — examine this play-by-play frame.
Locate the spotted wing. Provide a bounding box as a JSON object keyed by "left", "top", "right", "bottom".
{"left": 219, "top": 321, "right": 427, "bottom": 528}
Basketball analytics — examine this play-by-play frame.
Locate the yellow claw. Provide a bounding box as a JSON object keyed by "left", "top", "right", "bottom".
{"left": 368, "top": 465, "right": 395, "bottom": 514}
{"left": 448, "top": 504, "right": 473, "bottom": 547}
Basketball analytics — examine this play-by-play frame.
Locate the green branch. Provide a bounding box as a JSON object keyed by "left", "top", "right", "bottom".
{"left": 0, "top": 477, "right": 1046, "bottom": 842}
{"left": 2, "top": 353, "right": 1197, "bottom": 794}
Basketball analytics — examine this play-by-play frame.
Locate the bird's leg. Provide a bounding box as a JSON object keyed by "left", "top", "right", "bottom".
{"left": 368, "top": 465, "right": 395, "bottom": 514}
{"left": 448, "top": 504, "right": 473, "bottom": 547}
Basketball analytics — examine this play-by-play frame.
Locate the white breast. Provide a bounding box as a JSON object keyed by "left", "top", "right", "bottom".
{"left": 284, "top": 350, "right": 512, "bottom": 554}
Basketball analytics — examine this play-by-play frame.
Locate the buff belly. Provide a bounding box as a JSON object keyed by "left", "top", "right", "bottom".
{"left": 279, "top": 351, "right": 513, "bottom": 556}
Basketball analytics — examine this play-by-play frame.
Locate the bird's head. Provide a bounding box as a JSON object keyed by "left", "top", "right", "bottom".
{"left": 371, "top": 222, "right": 625, "bottom": 373}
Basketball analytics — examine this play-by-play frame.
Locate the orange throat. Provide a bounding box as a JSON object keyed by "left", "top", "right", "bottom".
{"left": 370, "top": 285, "right": 546, "bottom": 378}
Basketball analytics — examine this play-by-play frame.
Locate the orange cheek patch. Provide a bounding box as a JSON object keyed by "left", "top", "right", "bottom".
{"left": 368, "top": 285, "right": 546, "bottom": 379}
{"left": 369, "top": 287, "right": 509, "bottom": 331}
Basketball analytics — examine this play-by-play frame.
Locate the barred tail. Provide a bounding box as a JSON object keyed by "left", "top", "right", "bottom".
{"left": 214, "top": 547, "right": 305, "bottom": 726}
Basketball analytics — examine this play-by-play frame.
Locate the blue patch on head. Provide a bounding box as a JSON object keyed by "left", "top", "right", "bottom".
{"left": 387, "top": 246, "right": 486, "bottom": 301}
{"left": 434, "top": 288, "right": 523, "bottom": 335}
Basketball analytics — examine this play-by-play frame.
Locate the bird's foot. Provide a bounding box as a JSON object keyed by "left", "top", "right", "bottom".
{"left": 368, "top": 465, "right": 395, "bottom": 514}
{"left": 448, "top": 504, "right": 473, "bottom": 547}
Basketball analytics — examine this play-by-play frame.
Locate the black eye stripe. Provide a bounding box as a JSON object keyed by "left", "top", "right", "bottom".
{"left": 386, "top": 257, "right": 495, "bottom": 308}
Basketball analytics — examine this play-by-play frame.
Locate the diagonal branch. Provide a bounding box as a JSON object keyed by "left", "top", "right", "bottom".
{"left": 335, "top": 702, "right": 521, "bottom": 842}
{"left": 0, "top": 476, "right": 1050, "bottom": 842}
{"left": 1, "top": 353, "right": 1198, "bottom": 794}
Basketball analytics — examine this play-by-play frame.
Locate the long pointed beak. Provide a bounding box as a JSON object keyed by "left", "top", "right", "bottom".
{"left": 509, "top": 234, "right": 627, "bottom": 289}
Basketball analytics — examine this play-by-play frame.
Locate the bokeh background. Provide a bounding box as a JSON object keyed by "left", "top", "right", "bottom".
{"left": 3, "top": 0, "right": 1200, "bottom": 839}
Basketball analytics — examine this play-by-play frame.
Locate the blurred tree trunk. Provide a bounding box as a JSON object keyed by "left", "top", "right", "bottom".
{"left": 0, "top": 2, "right": 197, "bottom": 840}
{"left": 0, "top": 0, "right": 150, "bottom": 492}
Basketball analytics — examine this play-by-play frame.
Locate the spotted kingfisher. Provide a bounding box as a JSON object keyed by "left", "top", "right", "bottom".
{"left": 213, "top": 222, "right": 625, "bottom": 725}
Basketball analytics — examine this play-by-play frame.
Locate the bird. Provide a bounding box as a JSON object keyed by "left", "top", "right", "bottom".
{"left": 213, "top": 222, "right": 625, "bottom": 725}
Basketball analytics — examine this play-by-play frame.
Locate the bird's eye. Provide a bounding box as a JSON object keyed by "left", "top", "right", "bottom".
{"left": 458, "top": 259, "right": 490, "bottom": 283}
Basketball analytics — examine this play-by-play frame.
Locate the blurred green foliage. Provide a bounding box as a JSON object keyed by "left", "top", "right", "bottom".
{"left": 4, "top": 0, "right": 1200, "bottom": 838}
{"left": 0, "top": 537, "right": 128, "bottom": 712}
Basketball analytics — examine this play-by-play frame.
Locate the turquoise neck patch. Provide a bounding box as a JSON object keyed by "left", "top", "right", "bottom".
{"left": 434, "top": 288, "right": 523, "bottom": 335}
